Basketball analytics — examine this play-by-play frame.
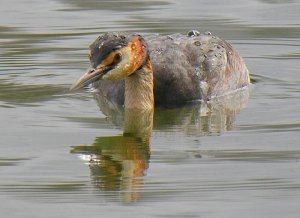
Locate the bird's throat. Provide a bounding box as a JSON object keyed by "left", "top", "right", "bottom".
{"left": 124, "top": 60, "right": 154, "bottom": 110}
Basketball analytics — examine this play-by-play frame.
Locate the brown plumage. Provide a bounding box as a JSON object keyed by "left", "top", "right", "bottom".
{"left": 71, "top": 31, "right": 250, "bottom": 109}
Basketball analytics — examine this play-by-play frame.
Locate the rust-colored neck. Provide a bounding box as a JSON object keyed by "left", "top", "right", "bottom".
{"left": 124, "top": 59, "right": 154, "bottom": 110}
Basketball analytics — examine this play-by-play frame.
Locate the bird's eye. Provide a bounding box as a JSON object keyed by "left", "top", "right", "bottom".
{"left": 112, "top": 53, "right": 122, "bottom": 65}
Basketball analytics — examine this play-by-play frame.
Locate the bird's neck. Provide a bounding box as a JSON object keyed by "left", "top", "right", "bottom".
{"left": 124, "top": 59, "right": 154, "bottom": 110}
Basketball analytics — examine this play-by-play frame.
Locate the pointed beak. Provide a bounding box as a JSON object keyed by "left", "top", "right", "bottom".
{"left": 70, "top": 66, "right": 107, "bottom": 91}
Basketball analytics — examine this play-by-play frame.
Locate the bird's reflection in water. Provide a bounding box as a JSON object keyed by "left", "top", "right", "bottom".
{"left": 71, "top": 87, "right": 249, "bottom": 202}
{"left": 152, "top": 87, "right": 249, "bottom": 136}
{"left": 71, "top": 107, "right": 153, "bottom": 203}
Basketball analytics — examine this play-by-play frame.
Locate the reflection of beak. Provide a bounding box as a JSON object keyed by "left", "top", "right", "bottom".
{"left": 70, "top": 66, "right": 109, "bottom": 91}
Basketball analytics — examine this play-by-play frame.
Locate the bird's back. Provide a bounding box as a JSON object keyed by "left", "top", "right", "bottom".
{"left": 146, "top": 31, "right": 249, "bottom": 105}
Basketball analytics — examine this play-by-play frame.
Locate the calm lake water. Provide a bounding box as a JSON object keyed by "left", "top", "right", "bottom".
{"left": 1, "top": 0, "right": 300, "bottom": 217}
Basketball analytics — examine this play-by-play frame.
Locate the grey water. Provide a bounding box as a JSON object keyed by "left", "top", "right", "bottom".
{"left": 1, "top": 0, "right": 300, "bottom": 217}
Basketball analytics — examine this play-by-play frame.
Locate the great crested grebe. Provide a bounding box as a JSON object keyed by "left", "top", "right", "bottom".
{"left": 71, "top": 31, "right": 250, "bottom": 109}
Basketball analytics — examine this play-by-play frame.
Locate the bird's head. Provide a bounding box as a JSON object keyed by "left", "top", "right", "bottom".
{"left": 70, "top": 33, "right": 148, "bottom": 90}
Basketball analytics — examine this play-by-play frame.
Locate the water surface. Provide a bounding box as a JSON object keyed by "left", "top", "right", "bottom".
{"left": 1, "top": 0, "right": 300, "bottom": 217}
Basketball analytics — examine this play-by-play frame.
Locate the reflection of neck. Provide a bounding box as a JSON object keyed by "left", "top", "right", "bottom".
{"left": 123, "top": 108, "right": 153, "bottom": 142}
{"left": 124, "top": 60, "right": 154, "bottom": 110}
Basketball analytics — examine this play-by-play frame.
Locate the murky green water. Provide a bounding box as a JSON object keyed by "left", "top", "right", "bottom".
{"left": 1, "top": 0, "right": 300, "bottom": 217}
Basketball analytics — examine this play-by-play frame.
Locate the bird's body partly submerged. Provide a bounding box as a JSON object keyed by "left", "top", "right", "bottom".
{"left": 71, "top": 31, "right": 250, "bottom": 109}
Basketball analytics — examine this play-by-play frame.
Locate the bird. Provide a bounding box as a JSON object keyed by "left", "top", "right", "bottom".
{"left": 70, "top": 30, "right": 250, "bottom": 110}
